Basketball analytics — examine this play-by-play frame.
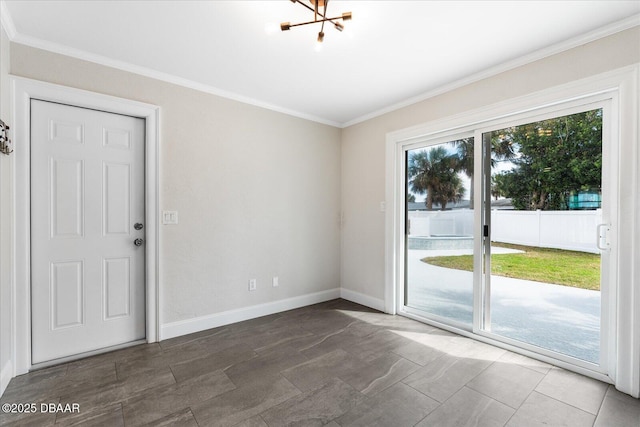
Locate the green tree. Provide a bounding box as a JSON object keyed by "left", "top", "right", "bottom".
{"left": 453, "top": 138, "right": 474, "bottom": 207}
{"left": 491, "top": 173, "right": 506, "bottom": 200}
{"left": 408, "top": 146, "right": 459, "bottom": 210}
{"left": 493, "top": 109, "right": 602, "bottom": 210}
{"left": 453, "top": 137, "right": 516, "bottom": 209}
{"left": 434, "top": 174, "right": 466, "bottom": 210}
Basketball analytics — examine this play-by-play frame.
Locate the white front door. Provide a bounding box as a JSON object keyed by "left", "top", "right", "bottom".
{"left": 31, "top": 99, "right": 146, "bottom": 364}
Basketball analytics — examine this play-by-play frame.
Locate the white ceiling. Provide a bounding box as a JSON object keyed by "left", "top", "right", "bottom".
{"left": 2, "top": 1, "right": 639, "bottom": 127}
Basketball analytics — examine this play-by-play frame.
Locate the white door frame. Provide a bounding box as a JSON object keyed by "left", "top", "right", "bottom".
{"left": 384, "top": 65, "right": 640, "bottom": 397}
{"left": 470, "top": 97, "right": 616, "bottom": 376}
{"left": 11, "top": 76, "right": 161, "bottom": 375}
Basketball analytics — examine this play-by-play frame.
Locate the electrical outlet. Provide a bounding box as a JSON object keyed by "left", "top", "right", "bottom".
{"left": 272, "top": 276, "right": 279, "bottom": 287}
{"left": 249, "top": 279, "right": 257, "bottom": 291}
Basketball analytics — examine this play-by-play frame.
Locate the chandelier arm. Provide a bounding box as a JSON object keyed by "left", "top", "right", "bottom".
{"left": 320, "top": 0, "right": 327, "bottom": 33}
{"left": 282, "top": 0, "right": 349, "bottom": 38}
{"left": 286, "top": 16, "right": 346, "bottom": 29}
{"left": 295, "top": 0, "right": 339, "bottom": 25}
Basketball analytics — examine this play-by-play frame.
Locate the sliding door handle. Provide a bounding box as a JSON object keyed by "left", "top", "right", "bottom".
{"left": 596, "top": 223, "right": 610, "bottom": 251}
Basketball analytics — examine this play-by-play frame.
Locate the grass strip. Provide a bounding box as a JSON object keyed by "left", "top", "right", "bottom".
{"left": 421, "top": 242, "right": 600, "bottom": 290}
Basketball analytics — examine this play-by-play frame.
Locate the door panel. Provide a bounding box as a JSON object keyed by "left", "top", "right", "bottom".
{"left": 50, "top": 261, "right": 84, "bottom": 329}
{"left": 31, "top": 100, "right": 145, "bottom": 364}
{"left": 103, "top": 162, "right": 131, "bottom": 235}
{"left": 51, "top": 158, "right": 84, "bottom": 238}
{"left": 405, "top": 138, "right": 475, "bottom": 327}
{"left": 103, "top": 257, "right": 131, "bottom": 319}
{"left": 481, "top": 107, "right": 606, "bottom": 365}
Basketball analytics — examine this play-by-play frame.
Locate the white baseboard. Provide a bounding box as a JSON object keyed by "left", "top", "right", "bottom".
{"left": 1, "top": 359, "right": 13, "bottom": 398}
{"left": 161, "top": 288, "right": 341, "bottom": 340}
{"left": 340, "top": 288, "right": 385, "bottom": 312}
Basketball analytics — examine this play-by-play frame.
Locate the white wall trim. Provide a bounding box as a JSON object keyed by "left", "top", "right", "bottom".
{"left": 0, "top": 359, "right": 12, "bottom": 397}
{"left": 615, "top": 64, "right": 640, "bottom": 398}
{"left": 0, "top": 1, "right": 17, "bottom": 40}
{"left": 11, "top": 76, "right": 161, "bottom": 376}
{"left": 4, "top": 34, "right": 339, "bottom": 128}
{"left": 1, "top": 0, "right": 636, "bottom": 129}
{"left": 161, "top": 288, "right": 341, "bottom": 340}
{"left": 339, "top": 288, "right": 385, "bottom": 312}
{"left": 385, "top": 65, "right": 640, "bottom": 397}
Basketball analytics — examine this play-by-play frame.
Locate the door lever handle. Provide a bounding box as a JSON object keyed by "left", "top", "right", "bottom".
{"left": 134, "top": 238, "right": 144, "bottom": 247}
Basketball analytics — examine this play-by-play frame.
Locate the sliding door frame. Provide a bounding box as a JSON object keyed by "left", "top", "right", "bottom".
{"left": 472, "top": 96, "right": 616, "bottom": 376}
{"left": 385, "top": 66, "right": 639, "bottom": 392}
{"left": 396, "top": 129, "right": 476, "bottom": 330}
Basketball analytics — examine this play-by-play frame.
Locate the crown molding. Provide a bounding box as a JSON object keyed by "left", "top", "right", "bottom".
{"left": 342, "top": 14, "right": 640, "bottom": 128}
{"left": 11, "top": 30, "right": 342, "bottom": 127}
{"left": 1, "top": 0, "right": 637, "bottom": 129}
{"left": 2, "top": 1, "right": 340, "bottom": 128}
{"left": 0, "top": 0, "right": 16, "bottom": 39}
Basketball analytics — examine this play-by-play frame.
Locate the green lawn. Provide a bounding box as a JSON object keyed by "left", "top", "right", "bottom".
{"left": 421, "top": 243, "right": 601, "bottom": 290}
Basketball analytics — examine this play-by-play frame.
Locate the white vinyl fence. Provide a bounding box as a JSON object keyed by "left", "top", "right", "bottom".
{"left": 408, "top": 209, "right": 602, "bottom": 253}
{"left": 409, "top": 210, "right": 473, "bottom": 237}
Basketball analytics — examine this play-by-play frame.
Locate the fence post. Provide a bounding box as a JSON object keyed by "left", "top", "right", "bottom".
{"left": 537, "top": 209, "right": 542, "bottom": 247}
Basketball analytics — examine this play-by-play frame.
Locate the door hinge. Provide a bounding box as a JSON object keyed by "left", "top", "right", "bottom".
{"left": 483, "top": 225, "right": 489, "bottom": 237}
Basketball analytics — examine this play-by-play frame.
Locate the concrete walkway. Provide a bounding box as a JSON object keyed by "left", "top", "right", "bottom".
{"left": 406, "top": 248, "right": 600, "bottom": 363}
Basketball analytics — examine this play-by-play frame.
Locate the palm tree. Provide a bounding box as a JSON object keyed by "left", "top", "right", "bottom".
{"left": 408, "top": 146, "right": 459, "bottom": 210}
{"left": 453, "top": 136, "right": 517, "bottom": 209}
{"left": 491, "top": 173, "right": 505, "bottom": 200}
{"left": 453, "top": 138, "right": 474, "bottom": 208}
{"left": 434, "top": 174, "right": 466, "bottom": 210}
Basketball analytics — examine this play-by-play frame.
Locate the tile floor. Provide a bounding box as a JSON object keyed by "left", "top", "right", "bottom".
{"left": 1, "top": 299, "right": 639, "bottom": 426}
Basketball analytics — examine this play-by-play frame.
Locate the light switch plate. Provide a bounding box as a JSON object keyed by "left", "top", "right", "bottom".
{"left": 162, "top": 211, "right": 178, "bottom": 225}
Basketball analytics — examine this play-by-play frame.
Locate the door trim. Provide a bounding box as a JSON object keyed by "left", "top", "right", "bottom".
{"left": 384, "top": 65, "right": 639, "bottom": 396}
{"left": 11, "top": 76, "right": 161, "bottom": 375}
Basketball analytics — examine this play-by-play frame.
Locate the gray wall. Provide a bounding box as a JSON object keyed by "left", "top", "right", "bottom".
{"left": 9, "top": 43, "right": 342, "bottom": 327}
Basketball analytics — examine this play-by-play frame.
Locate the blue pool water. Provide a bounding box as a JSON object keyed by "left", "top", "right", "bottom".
{"left": 408, "top": 236, "right": 473, "bottom": 250}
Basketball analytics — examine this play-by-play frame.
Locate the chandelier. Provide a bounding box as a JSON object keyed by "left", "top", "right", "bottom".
{"left": 280, "top": 0, "right": 352, "bottom": 43}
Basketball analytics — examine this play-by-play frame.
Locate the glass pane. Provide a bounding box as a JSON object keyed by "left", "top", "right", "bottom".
{"left": 487, "top": 109, "right": 602, "bottom": 363}
{"left": 405, "top": 138, "right": 474, "bottom": 326}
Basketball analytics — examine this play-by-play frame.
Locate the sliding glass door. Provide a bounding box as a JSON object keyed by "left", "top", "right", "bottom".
{"left": 401, "top": 98, "right": 614, "bottom": 372}
{"left": 480, "top": 106, "right": 609, "bottom": 366}
{"left": 404, "top": 137, "right": 475, "bottom": 327}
